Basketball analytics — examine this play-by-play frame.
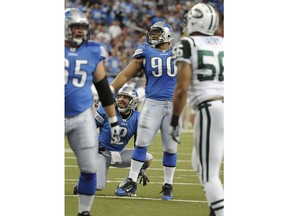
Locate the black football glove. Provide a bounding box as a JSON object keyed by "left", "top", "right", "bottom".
{"left": 170, "top": 115, "right": 180, "bottom": 144}
{"left": 138, "top": 168, "right": 149, "bottom": 186}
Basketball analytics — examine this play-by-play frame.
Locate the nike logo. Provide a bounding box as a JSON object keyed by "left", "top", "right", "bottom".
{"left": 125, "top": 185, "right": 134, "bottom": 192}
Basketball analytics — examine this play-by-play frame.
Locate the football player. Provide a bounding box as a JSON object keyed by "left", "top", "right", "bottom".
{"left": 170, "top": 3, "right": 224, "bottom": 216}
{"left": 111, "top": 21, "right": 179, "bottom": 200}
{"left": 65, "top": 8, "right": 120, "bottom": 216}
{"left": 73, "top": 86, "right": 153, "bottom": 196}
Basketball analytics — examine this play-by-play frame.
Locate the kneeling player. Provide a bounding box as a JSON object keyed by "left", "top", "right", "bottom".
{"left": 74, "top": 86, "right": 153, "bottom": 196}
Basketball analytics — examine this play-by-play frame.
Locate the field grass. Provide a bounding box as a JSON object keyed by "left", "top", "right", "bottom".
{"left": 65, "top": 130, "right": 224, "bottom": 216}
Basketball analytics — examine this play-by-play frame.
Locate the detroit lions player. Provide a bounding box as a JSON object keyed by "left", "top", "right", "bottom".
{"left": 65, "top": 8, "right": 120, "bottom": 216}
{"left": 170, "top": 3, "right": 224, "bottom": 216}
{"left": 73, "top": 86, "right": 153, "bottom": 196}
{"left": 111, "top": 21, "right": 179, "bottom": 200}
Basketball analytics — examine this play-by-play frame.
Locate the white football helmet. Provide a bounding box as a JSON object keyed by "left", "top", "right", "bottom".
{"left": 116, "top": 86, "right": 139, "bottom": 113}
{"left": 65, "top": 8, "right": 90, "bottom": 45}
{"left": 147, "top": 21, "right": 173, "bottom": 46}
{"left": 182, "top": 3, "right": 219, "bottom": 36}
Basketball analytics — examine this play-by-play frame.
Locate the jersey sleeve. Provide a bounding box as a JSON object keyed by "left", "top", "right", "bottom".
{"left": 99, "top": 45, "right": 108, "bottom": 61}
{"left": 88, "top": 41, "right": 108, "bottom": 62}
{"left": 133, "top": 46, "right": 145, "bottom": 59}
{"left": 94, "top": 105, "right": 106, "bottom": 127}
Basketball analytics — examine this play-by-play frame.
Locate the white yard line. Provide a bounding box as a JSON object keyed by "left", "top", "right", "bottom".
{"left": 65, "top": 179, "right": 201, "bottom": 185}
{"left": 65, "top": 194, "right": 207, "bottom": 203}
{"left": 64, "top": 165, "right": 224, "bottom": 174}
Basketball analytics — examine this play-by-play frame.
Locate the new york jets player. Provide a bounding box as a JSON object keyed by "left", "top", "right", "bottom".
{"left": 65, "top": 8, "right": 120, "bottom": 216}
{"left": 111, "top": 21, "right": 179, "bottom": 200}
{"left": 73, "top": 86, "right": 153, "bottom": 196}
{"left": 170, "top": 3, "right": 224, "bottom": 216}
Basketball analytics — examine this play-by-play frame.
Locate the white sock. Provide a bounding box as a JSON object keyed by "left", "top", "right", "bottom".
{"left": 164, "top": 166, "right": 175, "bottom": 185}
{"left": 78, "top": 194, "right": 94, "bottom": 213}
{"left": 129, "top": 159, "right": 144, "bottom": 182}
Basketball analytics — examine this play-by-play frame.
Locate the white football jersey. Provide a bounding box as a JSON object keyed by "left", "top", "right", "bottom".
{"left": 173, "top": 36, "right": 224, "bottom": 109}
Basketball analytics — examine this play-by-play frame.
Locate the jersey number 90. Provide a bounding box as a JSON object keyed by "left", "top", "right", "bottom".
{"left": 150, "top": 56, "right": 177, "bottom": 77}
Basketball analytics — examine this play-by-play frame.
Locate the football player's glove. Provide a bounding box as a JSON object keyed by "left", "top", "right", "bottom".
{"left": 108, "top": 116, "right": 121, "bottom": 144}
{"left": 138, "top": 168, "right": 149, "bottom": 186}
{"left": 169, "top": 125, "right": 180, "bottom": 144}
{"left": 170, "top": 115, "right": 180, "bottom": 144}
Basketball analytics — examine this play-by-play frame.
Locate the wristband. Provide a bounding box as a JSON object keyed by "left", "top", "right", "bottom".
{"left": 170, "top": 115, "right": 179, "bottom": 127}
{"left": 108, "top": 116, "right": 118, "bottom": 127}
{"left": 110, "top": 85, "right": 115, "bottom": 94}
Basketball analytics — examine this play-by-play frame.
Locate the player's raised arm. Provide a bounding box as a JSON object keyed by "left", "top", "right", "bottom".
{"left": 110, "top": 57, "right": 143, "bottom": 93}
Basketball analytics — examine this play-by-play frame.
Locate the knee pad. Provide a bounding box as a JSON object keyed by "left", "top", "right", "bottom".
{"left": 77, "top": 172, "right": 97, "bottom": 195}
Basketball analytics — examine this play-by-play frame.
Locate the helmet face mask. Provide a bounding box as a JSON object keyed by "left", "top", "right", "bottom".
{"left": 183, "top": 3, "right": 219, "bottom": 36}
{"left": 116, "top": 86, "right": 139, "bottom": 113}
{"left": 147, "top": 21, "right": 173, "bottom": 46}
{"left": 65, "top": 8, "right": 90, "bottom": 46}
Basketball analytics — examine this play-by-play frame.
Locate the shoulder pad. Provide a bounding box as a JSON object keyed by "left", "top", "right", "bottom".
{"left": 87, "top": 41, "right": 108, "bottom": 59}
{"left": 133, "top": 46, "right": 145, "bottom": 59}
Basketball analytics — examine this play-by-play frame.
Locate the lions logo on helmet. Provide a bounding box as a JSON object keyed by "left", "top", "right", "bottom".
{"left": 182, "top": 3, "right": 219, "bottom": 36}
{"left": 116, "top": 86, "right": 139, "bottom": 113}
{"left": 146, "top": 21, "right": 173, "bottom": 47}
{"left": 65, "top": 8, "right": 90, "bottom": 45}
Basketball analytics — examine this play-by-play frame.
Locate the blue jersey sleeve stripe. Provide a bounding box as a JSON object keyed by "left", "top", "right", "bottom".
{"left": 94, "top": 111, "right": 104, "bottom": 125}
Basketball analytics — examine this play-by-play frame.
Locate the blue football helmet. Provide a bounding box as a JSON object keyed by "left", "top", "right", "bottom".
{"left": 116, "top": 86, "right": 139, "bottom": 113}
{"left": 65, "top": 8, "right": 90, "bottom": 45}
{"left": 147, "top": 21, "right": 173, "bottom": 46}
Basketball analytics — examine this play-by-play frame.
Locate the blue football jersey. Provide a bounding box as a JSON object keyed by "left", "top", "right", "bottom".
{"left": 95, "top": 106, "right": 139, "bottom": 151}
{"left": 65, "top": 41, "right": 107, "bottom": 117}
{"left": 133, "top": 44, "right": 177, "bottom": 100}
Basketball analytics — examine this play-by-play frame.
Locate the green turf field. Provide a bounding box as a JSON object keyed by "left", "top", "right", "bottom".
{"left": 65, "top": 130, "right": 224, "bottom": 216}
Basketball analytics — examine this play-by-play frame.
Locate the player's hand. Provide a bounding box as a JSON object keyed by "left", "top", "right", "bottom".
{"left": 170, "top": 115, "right": 181, "bottom": 144}
{"left": 108, "top": 117, "right": 121, "bottom": 144}
{"left": 169, "top": 125, "right": 180, "bottom": 144}
{"left": 110, "top": 124, "right": 121, "bottom": 144}
{"left": 138, "top": 169, "right": 149, "bottom": 186}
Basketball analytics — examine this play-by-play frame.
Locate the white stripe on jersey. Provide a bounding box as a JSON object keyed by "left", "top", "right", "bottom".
{"left": 94, "top": 111, "right": 104, "bottom": 124}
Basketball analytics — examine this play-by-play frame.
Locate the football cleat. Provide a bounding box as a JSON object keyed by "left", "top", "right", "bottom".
{"left": 161, "top": 183, "right": 173, "bottom": 200}
{"left": 115, "top": 178, "right": 137, "bottom": 197}
{"left": 78, "top": 211, "right": 91, "bottom": 216}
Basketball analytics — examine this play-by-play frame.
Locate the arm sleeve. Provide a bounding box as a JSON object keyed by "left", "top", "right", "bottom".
{"left": 93, "top": 76, "right": 114, "bottom": 107}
